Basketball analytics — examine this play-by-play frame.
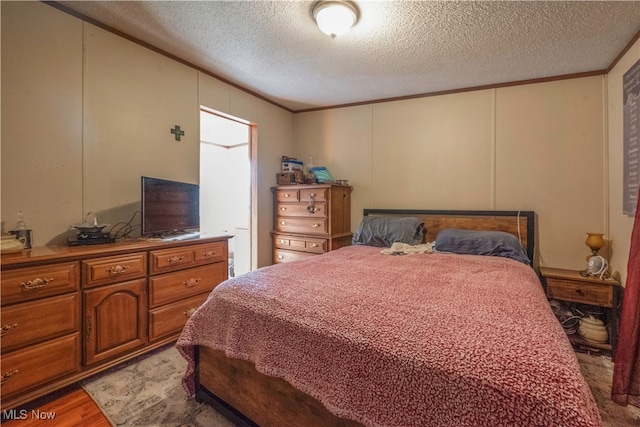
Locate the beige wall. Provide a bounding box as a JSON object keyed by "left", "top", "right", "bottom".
{"left": 295, "top": 76, "right": 608, "bottom": 271}
{"left": 1, "top": 2, "right": 634, "bottom": 276}
{"left": 608, "top": 38, "right": 640, "bottom": 284}
{"left": 1, "top": 2, "right": 293, "bottom": 268}
{"left": 1, "top": 1, "right": 83, "bottom": 243}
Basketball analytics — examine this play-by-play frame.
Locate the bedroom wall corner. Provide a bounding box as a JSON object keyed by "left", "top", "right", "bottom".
{"left": 607, "top": 37, "right": 640, "bottom": 285}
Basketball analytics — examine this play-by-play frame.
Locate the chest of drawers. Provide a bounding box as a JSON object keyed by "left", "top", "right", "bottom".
{"left": 272, "top": 184, "right": 352, "bottom": 263}
{"left": 1, "top": 236, "right": 229, "bottom": 411}
{"left": 1, "top": 262, "right": 81, "bottom": 402}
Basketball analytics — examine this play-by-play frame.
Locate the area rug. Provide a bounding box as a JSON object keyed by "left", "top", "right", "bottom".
{"left": 81, "top": 344, "right": 233, "bottom": 426}
{"left": 83, "top": 343, "right": 639, "bottom": 426}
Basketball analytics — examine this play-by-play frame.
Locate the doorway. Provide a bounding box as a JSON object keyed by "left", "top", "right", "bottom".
{"left": 199, "top": 109, "right": 251, "bottom": 277}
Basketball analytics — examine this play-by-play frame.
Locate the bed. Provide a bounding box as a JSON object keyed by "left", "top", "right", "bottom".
{"left": 176, "top": 209, "right": 603, "bottom": 427}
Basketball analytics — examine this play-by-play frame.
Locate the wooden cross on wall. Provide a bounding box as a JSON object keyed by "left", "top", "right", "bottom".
{"left": 170, "top": 125, "right": 185, "bottom": 141}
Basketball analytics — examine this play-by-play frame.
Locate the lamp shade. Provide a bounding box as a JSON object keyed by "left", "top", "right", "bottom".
{"left": 313, "top": 1, "right": 357, "bottom": 38}
{"left": 585, "top": 232, "right": 606, "bottom": 253}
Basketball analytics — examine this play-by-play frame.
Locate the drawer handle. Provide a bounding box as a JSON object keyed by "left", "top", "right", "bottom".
{"left": 280, "top": 207, "right": 287, "bottom": 211}
{"left": 202, "top": 251, "right": 216, "bottom": 257}
{"left": 575, "top": 288, "right": 586, "bottom": 296}
{"left": 283, "top": 193, "right": 290, "bottom": 198}
{"left": 1, "top": 323, "right": 18, "bottom": 337}
{"left": 183, "top": 278, "right": 201, "bottom": 288}
{"left": 309, "top": 193, "right": 316, "bottom": 197}
{"left": 309, "top": 243, "right": 318, "bottom": 248}
{"left": 1, "top": 370, "right": 18, "bottom": 385}
{"left": 279, "top": 239, "right": 286, "bottom": 244}
{"left": 86, "top": 317, "right": 92, "bottom": 337}
{"left": 277, "top": 254, "right": 284, "bottom": 259}
{"left": 312, "top": 223, "right": 320, "bottom": 228}
{"left": 19, "top": 277, "right": 53, "bottom": 290}
{"left": 106, "top": 264, "right": 130, "bottom": 275}
{"left": 183, "top": 307, "right": 197, "bottom": 317}
{"left": 280, "top": 221, "right": 286, "bottom": 226}
{"left": 168, "top": 255, "right": 185, "bottom": 265}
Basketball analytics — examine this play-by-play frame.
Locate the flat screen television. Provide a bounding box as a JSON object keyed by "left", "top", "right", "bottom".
{"left": 141, "top": 176, "right": 200, "bottom": 237}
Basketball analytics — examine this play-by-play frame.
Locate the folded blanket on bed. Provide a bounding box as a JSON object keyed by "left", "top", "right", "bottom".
{"left": 380, "top": 241, "right": 434, "bottom": 255}
{"left": 176, "top": 245, "right": 602, "bottom": 427}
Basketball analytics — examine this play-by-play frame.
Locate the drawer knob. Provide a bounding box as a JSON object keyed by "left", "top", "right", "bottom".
{"left": 277, "top": 254, "right": 284, "bottom": 259}
{"left": 1, "top": 370, "right": 18, "bottom": 385}
{"left": 183, "top": 278, "right": 201, "bottom": 288}
{"left": 279, "top": 239, "right": 286, "bottom": 244}
{"left": 284, "top": 193, "right": 290, "bottom": 198}
{"left": 280, "top": 221, "right": 286, "bottom": 226}
{"left": 0, "top": 323, "right": 18, "bottom": 337}
{"left": 168, "top": 255, "right": 185, "bottom": 265}
{"left": 203, "top": 251, "right": 216, "bottom": 257}
{"left": 309, "top": 193, "right": 316, "bottom": 197}
{"left": 106, "top": 264, "right": 130, "bottom": 275}
{"left": 19, "top": 277, "right": 53, "bottom": 290}
{"left": 280, "top": 207, "right": 287, "bottom": 211}
{"left": 575, "top": 288, "right": 585, "bottom": 296}
{"left": 312, "top": 223, "right": 320, "bottom": 228}
{"left": 309, "top": 243, "right": 318, "bottom": 248}
{"left": 184, "top": 307, "right": 197, "bottom": 317}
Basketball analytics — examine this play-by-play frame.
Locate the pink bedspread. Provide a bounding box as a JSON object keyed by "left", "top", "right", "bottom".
{"left": 176, "top": 245, "right": 602, "bottom": 427}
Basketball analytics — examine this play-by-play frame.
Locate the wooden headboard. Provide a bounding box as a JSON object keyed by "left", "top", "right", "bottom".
{"left": 363, "top": 209, "right": 536, "bottom": 264}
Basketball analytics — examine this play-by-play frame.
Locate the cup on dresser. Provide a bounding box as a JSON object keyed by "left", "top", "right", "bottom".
{"left": 9, "top": 229, "right": 32, "bottom": 249}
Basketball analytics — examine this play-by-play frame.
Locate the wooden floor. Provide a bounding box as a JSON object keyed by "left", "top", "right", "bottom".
{"left": 1, "top": 386, "right": 110, "bottom": 427}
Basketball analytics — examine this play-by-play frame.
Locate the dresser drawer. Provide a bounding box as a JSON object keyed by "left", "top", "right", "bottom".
{"left": 193, "top": 241, "right": 227, "bottom": 264}
{"left": 276, "top": 202, "right": 327, "bottom": 217}
{"left": 546, "top": 278, "right": 613, "bottom": 307}
{"left": 0, "top": 333, "right": 81, "bottom": 400}
{"left": 275, "top": 217, "right": 328, "bottom": 235}
{"left": 274, "top": 248, "right": 318, "bottom": 264}
{"left": 1, "top": 262, "right": 80, "bottom": 305}
{"left": 300, "top": 187, "right": 327, "bottom": 202}
{"left": 149, "top": 262, "right": 226, "bottom": 308}
{"left": 149, "top": 293, "right": 209, "bottom": 341}
{"left": 273, "top": 234, "right": 327, "bottom": 254}
{"left": 150, "top": 241, "right": 227, "bottom": 275}
{"left": 1, "top": 293, "right": 80, "bottom": 353}
{"left": 82, "top": 252, "right": 147, "bottom": 288}
{"left": 275, "top": 189, "right": 300, "bottom": 202}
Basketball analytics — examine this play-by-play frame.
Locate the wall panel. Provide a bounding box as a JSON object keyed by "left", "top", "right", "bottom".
{"left": 1, "top": 2, "right": 83, "bottom": 245}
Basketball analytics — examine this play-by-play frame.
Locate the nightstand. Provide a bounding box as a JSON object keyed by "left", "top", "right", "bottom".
{"left": 539, "top": 266, "right": 622, "bottom": 355}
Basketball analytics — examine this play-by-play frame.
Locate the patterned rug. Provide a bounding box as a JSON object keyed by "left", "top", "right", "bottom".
{"left": 82, "top": 344, "right": 639, "bottom": 426}
{"left": 81, "top": 344, "right": 233, "bottom": 426}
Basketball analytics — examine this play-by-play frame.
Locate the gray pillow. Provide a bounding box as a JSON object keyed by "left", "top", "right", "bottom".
{"left": 352, "top": 216, "right": 425, "bottom": 248}
{"left": 434, "top": 228, "right": 530, "bottom": 264}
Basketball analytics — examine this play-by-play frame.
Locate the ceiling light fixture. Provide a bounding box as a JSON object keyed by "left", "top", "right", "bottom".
{"left": 313, "top": 1, "right": 358, "bottom": 39}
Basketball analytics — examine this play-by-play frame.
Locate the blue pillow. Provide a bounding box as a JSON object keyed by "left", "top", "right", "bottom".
{"left": 352, "top": 216, "right": 425, "bottom": 248}
{"left": 435, "top": 228, "right": 530, "bottom": 264}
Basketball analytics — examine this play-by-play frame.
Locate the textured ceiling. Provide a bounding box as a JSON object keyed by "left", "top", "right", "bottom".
{"left": 56, "top": 1, "right": 640, "bottom": 112}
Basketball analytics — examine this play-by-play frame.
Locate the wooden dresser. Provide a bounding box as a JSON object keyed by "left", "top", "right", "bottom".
{"left": 0, "top": 236, "right": 229, "bottom": 410}
{"left": 272, "top": 183, "right": 353, "bottom": 263}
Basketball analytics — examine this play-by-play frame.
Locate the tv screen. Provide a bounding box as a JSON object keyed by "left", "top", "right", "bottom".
{"left": 141, "top": 176, "right": 199, "bottom": 237}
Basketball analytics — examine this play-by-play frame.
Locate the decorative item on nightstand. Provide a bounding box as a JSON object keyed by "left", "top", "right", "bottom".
{"left": 580, "top": 232, "right": 608, "bottom": 278}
